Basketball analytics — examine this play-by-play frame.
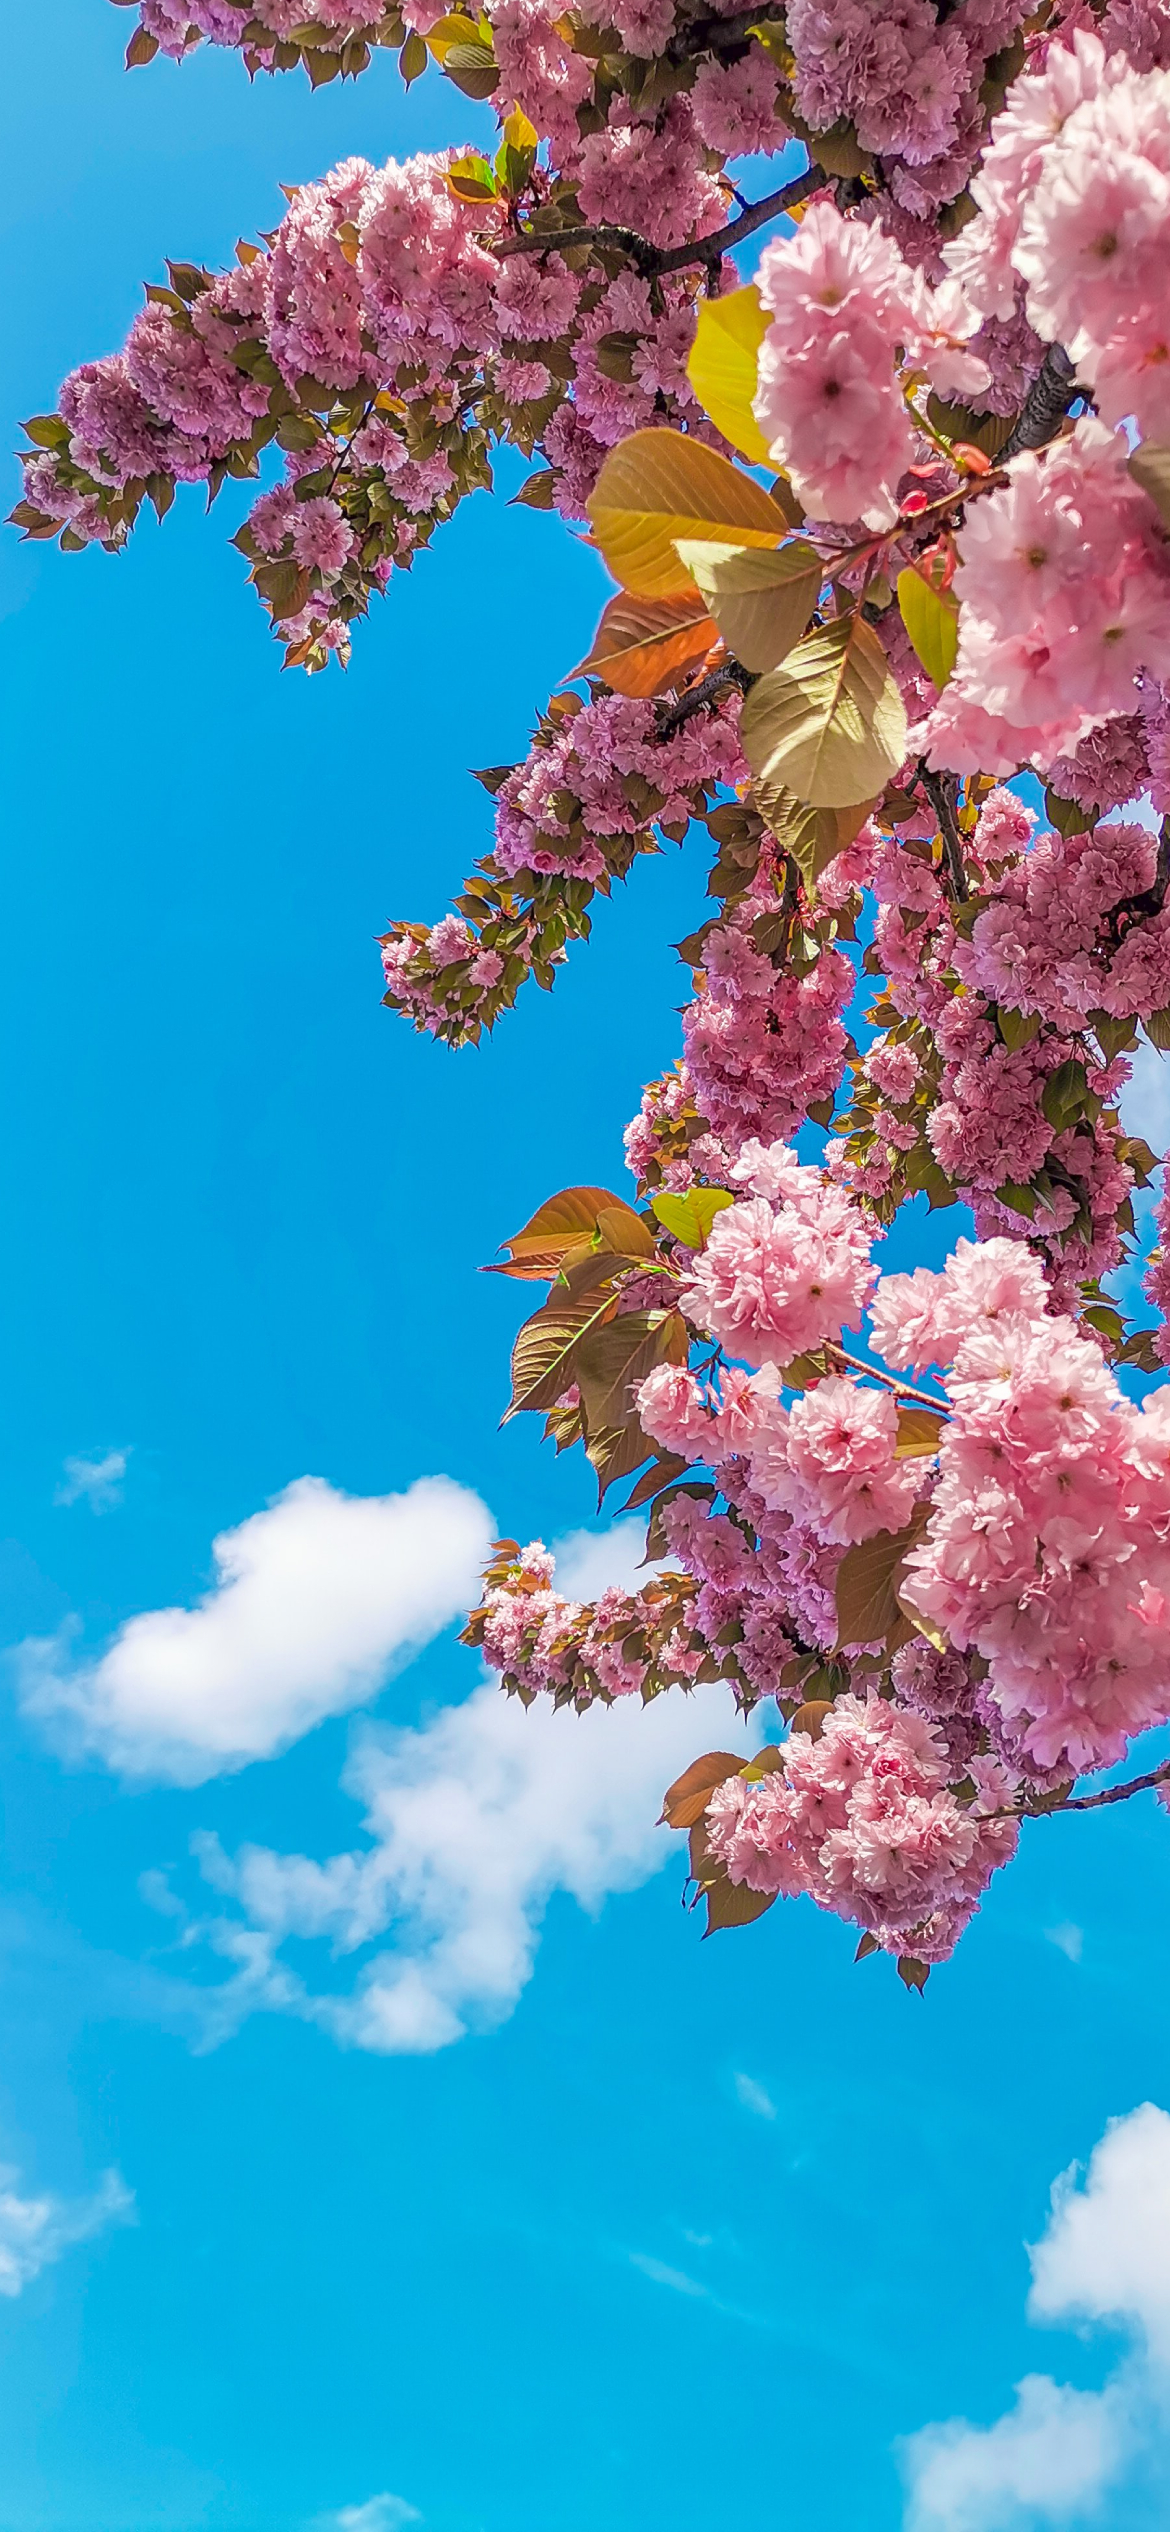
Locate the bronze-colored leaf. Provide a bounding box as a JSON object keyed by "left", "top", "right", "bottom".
{"left": 661, "top": 1750, "right": 745, "bottom": 1829}
{"left": 505, "top": 1288, "right": 618, "bottom": 1420}
{"left": 574, "top": 1307, "right": 687, "bottom": 1436}
{"left": 834, "top": 1503, "right": 932, "bottom": 1650}
{"left": 673, "top": 537, "right": 822, "bottom": 673}
{"left": 491, "top": 1185, "right": 625, "bottom": 1278}
{"left": 789, "top": 1699, "right": 835, "bottom": 1740}
{"left": 571, "top": 589, "right": 716, "bottom": 697}
{"left": 587, "top": 428, "right": 786, "bottom": 599}
{"left": 688, "top": 1818, "right": 777, "bottom": 1933}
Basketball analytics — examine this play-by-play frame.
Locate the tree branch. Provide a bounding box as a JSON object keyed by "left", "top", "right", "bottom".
{"left": 493, "top": 164, "right": 822, "bottom": 278}
{"left": 656, "top": 658, "right": 751, "bottom": 734}
{"left": 999, "top": 343, "right": 1079, "bottom": 461}
{"left": 917, "top": 765, "right": 969, "bottom": 901}
{"left": 993, "top": 1755, "right": 1170, "bottom": 1820}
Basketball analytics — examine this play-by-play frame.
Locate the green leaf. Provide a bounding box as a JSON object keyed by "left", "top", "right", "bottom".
{"left": 672, "top": 537, "right": 822, "bottom": 674}
{"left": 22, "top": 415, "right": 71, "bottom": 451}
{"left": 685, "top": 284, "right": 771, "bottom": 466}
{"left": 445, "top": 151, "right": 497, "bottom": 201}
{"left": 649, "top": 1187, "right": 734, "bottom": 1249}
{"left": 894, "top": 1406, "right": 946, "bottom": 1458}
{"left": 1145, "top": 1008, "right": 1170, "bottom": 1052}
{"left": 998, "top": 1006, "right": 1042, "bottom": 1051}
{"left": 1045, "top": 788, "right": 1093, "bottom": 839}
{"left": 510, "top": 469, "right": 557, "bottom": 510}
{"left": 740, "top": 613, "right": 908, "bottom": 811}
{"left": 896, "top": 565, "right": 959, "bottom": 690}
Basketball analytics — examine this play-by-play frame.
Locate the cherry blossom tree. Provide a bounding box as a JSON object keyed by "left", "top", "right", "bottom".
{"left": 17, "top": 0, "right": 1170, "bottom": 1984}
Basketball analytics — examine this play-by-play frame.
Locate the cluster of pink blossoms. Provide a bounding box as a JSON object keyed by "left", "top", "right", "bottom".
{"left": 923, "top": 420, "right": 1170, "bottom": 772}
{"left": 706, "top": 1697, "right": 1018, "bottom": 1963}
{"left": 752, "top": 203, "right": 990, "bottom": 531}
{"left": 15, "top": 142, "right": 723, "bottom": 662}
{"left": 674, "top": 1143, "right": 877, "bottom": 1373}
{"left": 380, "top": 688, "right": 745, "bottom": 1041}
{"left": 947, "top": 30, "right": 1170, "bottom": 443}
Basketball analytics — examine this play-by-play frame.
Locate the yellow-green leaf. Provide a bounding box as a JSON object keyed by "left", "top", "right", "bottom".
{"left": 571, "top": 588, "right": 715, "bottom": 697}
{"left": 896, "top": 565, "right": 959, "bottom": 690}
{"left": 587, "top": 428, "right": 785, "bottom": 599}
{"left": 893, "top": 1405, "right": 946, "bottom": 1458}
{"left": 672, "top": 537, "right": 822, "bottom": 673}
{"left": 686, "top": 284, "right": 771, "bottom": 466}
{"left": 650, "top": 1186, "right": 734, "bottom": 1249}
{"left": 1129, "top": 441, "right": 1170, "bottom": 530}
{"left": 741, "top": 613, "right": 908, "bottom": 810}
{"left": 752, "top": 784, "right": 878, "bottom": 891}
{"left": 445, "top": 151, "right": 497, "bottom": 201}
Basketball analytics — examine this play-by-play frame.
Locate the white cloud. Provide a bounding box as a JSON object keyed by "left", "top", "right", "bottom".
{"left": 16, "top": 1476, "right": 493, "bottom": 1785}
{"left": 323, "top": 2498, "right": 421, "bottom": 2532}
{"left": 629, "top": 2252, "right": 708, "bottom": 2298}
{"left": 551, "top": 1520, "right": 664, "bottom": 1600}
{"left": 54, "top": 1449, "right": 129, "bottom": 1512}
{"left": 734, "top": 2072, "right": 777, "bottom": 2121}
{"left": 179, "top": 1672, "right": 757, "bottom": 2055}
{"left": 1119, "top": 1040, "right": 1170, "bottom": 1157}
{"left": 0, "top": 2166, "right": 134, "bottom": 2297}
{"left": 1044, "top": 1924, "right": 1083, "bottom": 1965}
{"left": 901, "top": 2105, "right": 1170, "bottom": 2532}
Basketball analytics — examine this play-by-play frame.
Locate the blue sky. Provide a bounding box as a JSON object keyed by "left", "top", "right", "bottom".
{"left": 5, "top": 14, "right": 1170, "bottom": 2531}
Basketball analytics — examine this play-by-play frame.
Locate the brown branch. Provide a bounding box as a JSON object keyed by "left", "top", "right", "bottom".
{"left": 991, "top": 1755, "right": 1170, "bottom": 1821}
{"left": 827, "top": 1345, "right": 947, "bottom": 1411}
{"left": 656, "top": 658, "right": 751, "bottom": 734}
{"left": 999, "top": 343, "right": 1079, "bottom": 461}
{"left": 917, "top": 765, "right": 969, "bottom": 902}
{"left": 493, "top": 164, "right": 822, "bottom": 278}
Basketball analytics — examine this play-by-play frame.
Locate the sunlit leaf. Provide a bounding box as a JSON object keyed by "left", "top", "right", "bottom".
{"left": 896, "top": 565, "right": 959, "bottom": 690}
{"left": 893, "top": 1406, "right": 946, "bottom": 1458}
{"left": 492, "top": 1184, "right": 626, "bottom": 1278}
{"left": 587, "top": 429, "right": 785, "bottom": 599}
{"left": 672, "top": 537, "right": 822, "bottom": 673}
{"left": 571, "top": 589, "right": 715, "bottom": 697}
{"left": 685, "top": 285, "right": 772, "bottom": 466}
{"left": 741, "top": 613, "right": 907, "bottom": 810}
{"left": 649, "top": 1187, "right": 734, "bottom": 1249}
{"left": 752, "top": 783, "right": 877, "bottom": 890}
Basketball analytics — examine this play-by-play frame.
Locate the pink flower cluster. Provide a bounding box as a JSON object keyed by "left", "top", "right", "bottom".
{"left": 753, "top": 202, "right": 989, "bottom": 530}
{"left": 786, "top": 0, "right": 1031, "bottom": 192}
{"left": 947, "top": 31, "right": 1170, "bottom": 441}
{"left": 381, "top": 686, "right": 748, "bottom": 1041}
{"left": 952, "top": 816, "right": 1170, "bottom": 1029}
{"left": 924, "top": 419, "right": 1170, "bottom": 773}
{"left": 870, "top": 1242, "right": 1170, "bottom": 1776}
{"left": 681, "top": 879, "right": 856, "bottom": 1167}
{"left": 473, "top": 1539, "right": 714, "bottom": 1705}
{"left": 677, "top": 1143, "right": 877, "bottom": 1371}
{"left": 706, "top": 1696, "right": 1018, "bottom": 1960}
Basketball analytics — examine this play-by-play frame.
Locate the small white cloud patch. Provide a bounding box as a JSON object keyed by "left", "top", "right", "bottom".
{"left": 54, "top": 1449, "right": 130, "bottom": 1512}
{"left": 325, "top": 2498, "right": 422, "bottom": 2532}
{"left": 734, "top": 2072, "right": 777, "bottom": 2121}
{"left": 0, "top": 2166, "right": 134, "bottom": 2297}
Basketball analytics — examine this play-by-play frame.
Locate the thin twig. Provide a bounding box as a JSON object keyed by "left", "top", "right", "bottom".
{"left": 493, "top": 164, "right": 822, "bottom": 277}
{"left": 827, "top": 1345, "right": 946, "bottom": 1411}
{"left": 995, "top": 1755, "right": 1170, "bottom": 1821}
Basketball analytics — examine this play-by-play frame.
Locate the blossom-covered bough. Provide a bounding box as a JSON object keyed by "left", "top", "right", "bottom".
{"left": 19, "top": 0, "right": 1170, "bottom": 1984}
